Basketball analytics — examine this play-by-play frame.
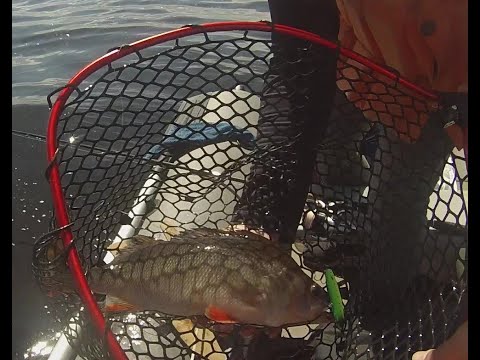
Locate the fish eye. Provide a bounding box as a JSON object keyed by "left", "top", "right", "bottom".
{"left": 310, "top": 283, "right": 325, "bottom": 298}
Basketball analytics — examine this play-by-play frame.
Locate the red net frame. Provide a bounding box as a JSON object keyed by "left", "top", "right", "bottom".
{"left": 41, "top": 21, "right": 466, "bottom": 360}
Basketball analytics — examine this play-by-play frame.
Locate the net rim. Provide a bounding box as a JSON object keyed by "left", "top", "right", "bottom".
{"left": 44, "top": 21, "right": 441, "bottom": 360}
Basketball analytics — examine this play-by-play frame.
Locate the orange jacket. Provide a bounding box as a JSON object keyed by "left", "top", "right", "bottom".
{"left": 336, "top": 0, "right": 467, "bottom": 92}
{"left": 335, "top": 0, "right": 467, "bottom": 147}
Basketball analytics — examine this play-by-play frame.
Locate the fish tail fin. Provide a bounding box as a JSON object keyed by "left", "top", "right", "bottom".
{"left": 48, "top": 265, "right": 77, "bottom": 297}
{"left": 33, "top": 235, "right": 82, "bottom": 297}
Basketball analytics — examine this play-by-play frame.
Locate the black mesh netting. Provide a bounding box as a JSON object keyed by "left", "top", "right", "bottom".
{"left": 33, "top": 27, "right": 467, "bottom": 360}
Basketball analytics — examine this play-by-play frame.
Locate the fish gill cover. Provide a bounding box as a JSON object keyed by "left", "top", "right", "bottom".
{"left": 32, "top": 23, "right": 467, "bottom": 360}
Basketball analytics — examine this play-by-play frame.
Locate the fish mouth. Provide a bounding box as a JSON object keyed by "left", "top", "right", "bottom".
{"left": 287, "top": 300, "right": 332, "bottom": 326}
{"left": 313, "top": 310, "right": 334, "bottom": 324}
{"left": 281, "top": 309, "right": 333, "bottom": 327}
{"left": 310, "top": 302, "right": 333, "bottom": 324}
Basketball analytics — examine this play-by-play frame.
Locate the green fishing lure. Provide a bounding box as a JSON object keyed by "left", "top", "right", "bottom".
{"left": 325, "top": 269, "right": 345, "bottom": 324}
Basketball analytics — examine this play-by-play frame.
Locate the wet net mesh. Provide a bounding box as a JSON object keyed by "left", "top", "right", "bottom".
{"left": 33, "top": 26, "right": 467, "bottom": 360}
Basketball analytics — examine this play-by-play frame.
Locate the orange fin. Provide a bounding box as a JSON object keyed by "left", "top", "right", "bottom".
{"left": 205, "top": 305, "right": 237, "bottom": 323}
{"left": 105, "top": 296, "right": 137, "bottom": 313}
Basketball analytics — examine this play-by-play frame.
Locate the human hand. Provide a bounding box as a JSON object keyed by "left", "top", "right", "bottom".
{"left": 412, "top": 320, "right": 467, "bottom": 360}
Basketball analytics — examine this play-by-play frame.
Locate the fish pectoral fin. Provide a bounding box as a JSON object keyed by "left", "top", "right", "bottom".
{"left": 105, "top": 295, "right": 137, "bottom": 313}
{"left": 205, "top": 305, "right": 237, "bottom": 324}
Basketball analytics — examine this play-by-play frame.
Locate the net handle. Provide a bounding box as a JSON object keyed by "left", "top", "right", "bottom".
{"left": 45, "top": 21, "right": 440, "bottom": 360}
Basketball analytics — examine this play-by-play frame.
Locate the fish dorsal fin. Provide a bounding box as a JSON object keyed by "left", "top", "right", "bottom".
{"left": 108, "top": 235, "right": 157, "bottom": 264}
{"left": 230, "top": 229, "right": 272, "bottom": 242}
{"left": 131, "top": 234, "right": 158, "bottom": 246}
